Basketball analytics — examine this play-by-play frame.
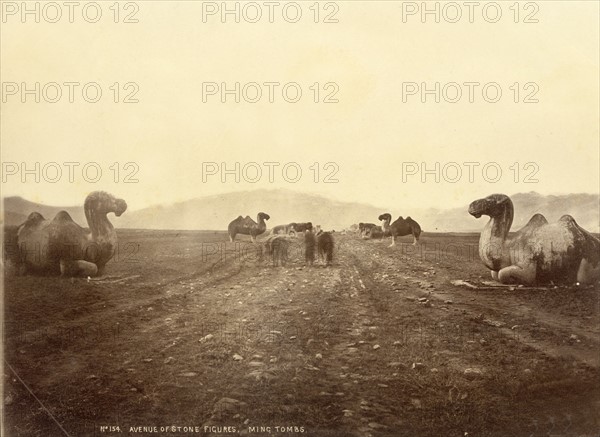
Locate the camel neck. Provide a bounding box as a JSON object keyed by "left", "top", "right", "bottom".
{"left": 487, "top": 206, "right": 513, "bottom": 240}
{"left": 382, "top": 219, "right": 391, "bottom": 231}
{"left": 86, "top": 207, "right": 114, "bottom": 239}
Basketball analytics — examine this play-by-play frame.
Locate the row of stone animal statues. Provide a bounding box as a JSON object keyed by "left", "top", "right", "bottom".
{"left": 7, "top": 191, "right": 600, "bottom": 286}
{"left": 227, "top": 216, "right": 321, "bottom": 242}
{"left": 228, "top": 218, "right": 333, "bottom": 267}
{"left": 271, "top": 222, "right": 319, "bottom": 237}
{"left": 262, "top": 228, "right": 334, "bottom": 268}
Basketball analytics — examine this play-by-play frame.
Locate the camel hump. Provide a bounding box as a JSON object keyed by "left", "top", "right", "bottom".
{"left": 556, "top": 215, "right": 599, "bottom": 261}
{"left": 525, "top": 213, "right": 548, "bottom": 228}
{"left": 53, "top": 211, "right": 74, "bottom": 223}
{"left": 558, "top": 215, "right": 578, "bottom": 226}
{"left": 557, "top": 215, "right": 587, "bottom": 238}
{"left": 19, "top": 212, "right": 46, "bottom": 234}
{"left": 515, "top": 213, "right": 548, "bottom": 238}
{"left": 25, "top": 212, "right": 45, "bottom": 222}
{"left": 229, "top": 216, "right": 243, "bottom": 226}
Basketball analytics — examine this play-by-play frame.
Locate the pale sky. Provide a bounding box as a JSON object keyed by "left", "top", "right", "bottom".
{"left": 1, "top": 1, "right": 598, "bottom": 211}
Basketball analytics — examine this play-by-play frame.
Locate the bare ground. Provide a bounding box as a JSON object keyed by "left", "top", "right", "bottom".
{"left": 3, "top": 230, "right": 599, "bottom": 437}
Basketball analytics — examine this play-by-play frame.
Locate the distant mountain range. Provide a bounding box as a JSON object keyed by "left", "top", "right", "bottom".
{"left": 3, "top": 190, "right": 599, "bottom": 233}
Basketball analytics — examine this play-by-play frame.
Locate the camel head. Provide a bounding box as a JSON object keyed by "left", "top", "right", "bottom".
{"left": 378, "top": 213, "right": 392, "bottom": 224}
{"left": 258, "top": 212, "right": 270, "bottom": 221}
{"left": 84, "top": 191, "right": 128, "bottom": 217}
{"left": 468, "top": 194, "right": 511, "bottom": 219}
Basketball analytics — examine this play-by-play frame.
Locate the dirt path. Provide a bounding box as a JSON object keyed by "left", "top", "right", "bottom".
{"left": 347, "top": 237, "right": 600, "bottom": 367}
{"left": 3, "top": 231, "right": 599, "bottom": 436}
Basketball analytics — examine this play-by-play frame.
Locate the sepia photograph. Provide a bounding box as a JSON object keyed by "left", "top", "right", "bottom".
{"left": 1, "top": 1, "right": 599, "bottom": 436}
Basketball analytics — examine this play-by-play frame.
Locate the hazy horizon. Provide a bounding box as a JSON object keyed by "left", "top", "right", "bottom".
{"left": 4, "top": 188, "right": 599, "bottom": 234}
{"left": 2, "top": 187, "right": 599, "bottom": 213}
{"left": 2, "top": 2, "right": 598, "bottom": 212}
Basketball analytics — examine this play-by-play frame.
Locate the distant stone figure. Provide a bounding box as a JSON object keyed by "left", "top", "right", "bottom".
{"left": 262, "top": 235, "right": 292, "bottom": 267}
{"left": 317, "top": 230, "right": 334, "bottom": 266}
{"left": 228, "top": 212, "right": 270, "bottom": 242}
{"left": 359, "top": 223, "right": 377, "bottom": 237}
{"left": 304, "top": 229, "right": 316, "bottom": 266}
{"left": 289, "top": 222, "right": 313, "bottom": 236}
{"left": 469, "top": 193, "right": 600, "bottom": 285}
{"left": 271, "top": 224, "right": 292, "bottom": 235}
{"left": 379, "top": 213, "right": 422, "bottom": 247}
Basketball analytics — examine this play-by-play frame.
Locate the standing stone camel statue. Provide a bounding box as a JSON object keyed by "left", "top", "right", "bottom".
{"left": 379, "top": 213, "right": 422, "bottom": 247}
{"left": 228, "top": 212, "right": 270, "bottom": 242}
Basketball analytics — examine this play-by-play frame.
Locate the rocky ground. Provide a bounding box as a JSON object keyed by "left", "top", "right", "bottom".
{"left": 3, "top": 230, "right": 599, "bottom": 436}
